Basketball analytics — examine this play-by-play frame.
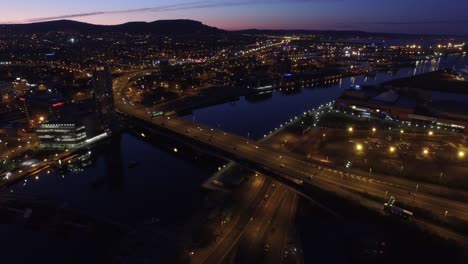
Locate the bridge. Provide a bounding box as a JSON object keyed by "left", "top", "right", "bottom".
{"left": 116, "top": 99, "right": 468, "bottom": 228}
{"left": 112, "top": 70, "right": 468, "bottom": 242}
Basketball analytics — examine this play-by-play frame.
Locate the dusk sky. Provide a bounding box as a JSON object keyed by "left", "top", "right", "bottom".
{"left": 2, "top": 0, "right": 468, "bottom": 35}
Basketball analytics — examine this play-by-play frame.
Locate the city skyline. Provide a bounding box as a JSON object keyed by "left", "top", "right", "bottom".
{"left": 1, "top": 2, "right": 468, "bottom": 263}
{"left": 2, "top": 0, "right": 468, "bottom": 35}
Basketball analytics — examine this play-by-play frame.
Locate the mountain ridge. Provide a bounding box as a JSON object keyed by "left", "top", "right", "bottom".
{"left": 0, "top": 19, "right": 224, "bottom": 35}
{"left": 1, "top": 19, "right": 465, "bottom": 38}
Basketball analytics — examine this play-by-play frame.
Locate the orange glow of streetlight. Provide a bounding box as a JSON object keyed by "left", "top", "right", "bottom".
{"left": 422, "top": 148, "right": 429, "bottom": 156}
{"left": 458, "top": 151, "right": 465, "bottom": 159}
{"left": 389, "top": 146, "right": 396, "bottom": 153}
{"left": 428, "top": 131, "right": 434, "bottom": 136}
{"left": 356, "top": 143, "right": 363, "bottom": 151}
{"left": 372, "top": 127, "right": 377, "bottom": 133}
{"left": 348, "top": 127, "right": 354, "bottom": 133}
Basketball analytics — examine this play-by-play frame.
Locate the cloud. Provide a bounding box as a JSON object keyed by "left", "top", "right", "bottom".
{"left": 23, "top": 1, "right": 210, "bottom": 23}
{"left": 18, "top": 0, "right": 340, "bottom": 23}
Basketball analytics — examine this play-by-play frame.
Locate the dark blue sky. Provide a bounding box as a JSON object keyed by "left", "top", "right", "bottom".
{"left": 2, "top": 0, "right": 468, "bottom": 35}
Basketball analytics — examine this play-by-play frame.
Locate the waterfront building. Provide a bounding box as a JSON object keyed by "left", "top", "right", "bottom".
{"left": 36, "top": 123, "right": 87, "bottom": 149}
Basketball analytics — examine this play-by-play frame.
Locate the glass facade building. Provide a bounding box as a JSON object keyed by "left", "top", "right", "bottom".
{"left": 36, "top": 123, "right": 87, "bottom": 149}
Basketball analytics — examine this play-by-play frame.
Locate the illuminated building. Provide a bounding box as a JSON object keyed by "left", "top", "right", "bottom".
{"left": 18, "top": 97, "right": 31, "bottom": 124}
{"left": 36, "top": 123, "right": 87, "bottom": 149}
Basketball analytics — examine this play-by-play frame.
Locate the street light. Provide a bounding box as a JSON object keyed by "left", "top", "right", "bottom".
{"left": 189, "top": 251, "right": 195, "bottom": 257}
{"left": 389, "top": 146, "right": 396, "bottom": 153}
{"left": 428, "top": 131, "right": 434, "bottom": 136}
{"left": 422, "top": 148, "right": 429, "bottom": 156}
{"left": 356, "top": 143, "right": 363, "bottom": 151}
{"left": 372, "top": 127, "right": 377, "bottom": 133}
{"left": 458, "top": 151, "right": 465, "bottom": 159}
{"left": 348, "top": 127, "right": 354, "bottom": 133}
{"left": 400, "top": 129, "right": 404, "bottom": 134}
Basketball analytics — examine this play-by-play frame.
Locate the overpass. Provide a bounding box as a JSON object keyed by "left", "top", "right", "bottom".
{"left": 116, "top": 100, "right": 468, "bottom": 226}
{"left": 114, "top": 71, "right": 468, "bottom": 242}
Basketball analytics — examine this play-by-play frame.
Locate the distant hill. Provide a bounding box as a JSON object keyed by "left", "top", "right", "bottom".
{"left": 1, "top": 19, "right": 463, "bottom": 39}
{"left": 0, "top": 19, "right": 224, "bottom": 35}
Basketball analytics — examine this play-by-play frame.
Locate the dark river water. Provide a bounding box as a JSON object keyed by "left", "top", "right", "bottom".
{"left": 1, "top": 54, "right": 467, "bottom": 263}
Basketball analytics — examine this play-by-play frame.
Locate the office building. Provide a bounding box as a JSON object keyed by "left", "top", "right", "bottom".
{"left": 92, "top": 64, "right": 115, "bottom": 130}
{"left": 36, "top": 123, "right": 87, "bottom": 149}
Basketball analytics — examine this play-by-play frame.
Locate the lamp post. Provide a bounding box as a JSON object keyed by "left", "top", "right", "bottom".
{"left": 188, "top": 251, "right": 195, "bottom": 264}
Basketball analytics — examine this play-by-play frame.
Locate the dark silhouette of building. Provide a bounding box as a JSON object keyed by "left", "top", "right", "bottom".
{"left": 92, "top": 64, "right": 115, "bottom": 131}
{"left": 273, "top": 50, "right": 292, "bottom": 74}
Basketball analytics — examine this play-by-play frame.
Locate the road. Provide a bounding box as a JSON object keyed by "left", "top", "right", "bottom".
{"left": 117, "top": 97, "right": 468, "bottom": 220}
{"left": 114, "top": 71, "right": 468, "bottom": 244}
{"left": 233, "top": 184, "right": 300, "bottom": 264}
{"left": 192, "top": 175, "right": 274, "bottom": 264}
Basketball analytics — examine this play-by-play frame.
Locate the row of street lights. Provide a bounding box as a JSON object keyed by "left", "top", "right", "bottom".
{"left": 264, "top": 101, "right": 335, "bottom": 138}
{"left": 349, "top": 126, "right": 440, "bottom": 136}
{"left": 349, "top": 125, "right": 465, "bottom": 159}
{"left": 355, "top": 142, "right": 465, "bottom": 159}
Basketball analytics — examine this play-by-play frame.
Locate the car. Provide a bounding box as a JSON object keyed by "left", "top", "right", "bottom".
{"left": 283, "top": 250, "right": 289, "bottom": 259}
{"left": 280, "top": 164, "right": 285, "bottom": 168}
{"left": 264, "top": 244, "right": 270, "bottom": 252}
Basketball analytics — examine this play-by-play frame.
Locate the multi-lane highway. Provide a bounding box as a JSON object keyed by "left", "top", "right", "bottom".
{"left": 233, "top": 183, "right": 300, "bottom": 264}
{"left": 117, "top": 98, "right": 468, "bottom": 219}
{"left": 114, "top": 72, "right": 468, "bottom": 245}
